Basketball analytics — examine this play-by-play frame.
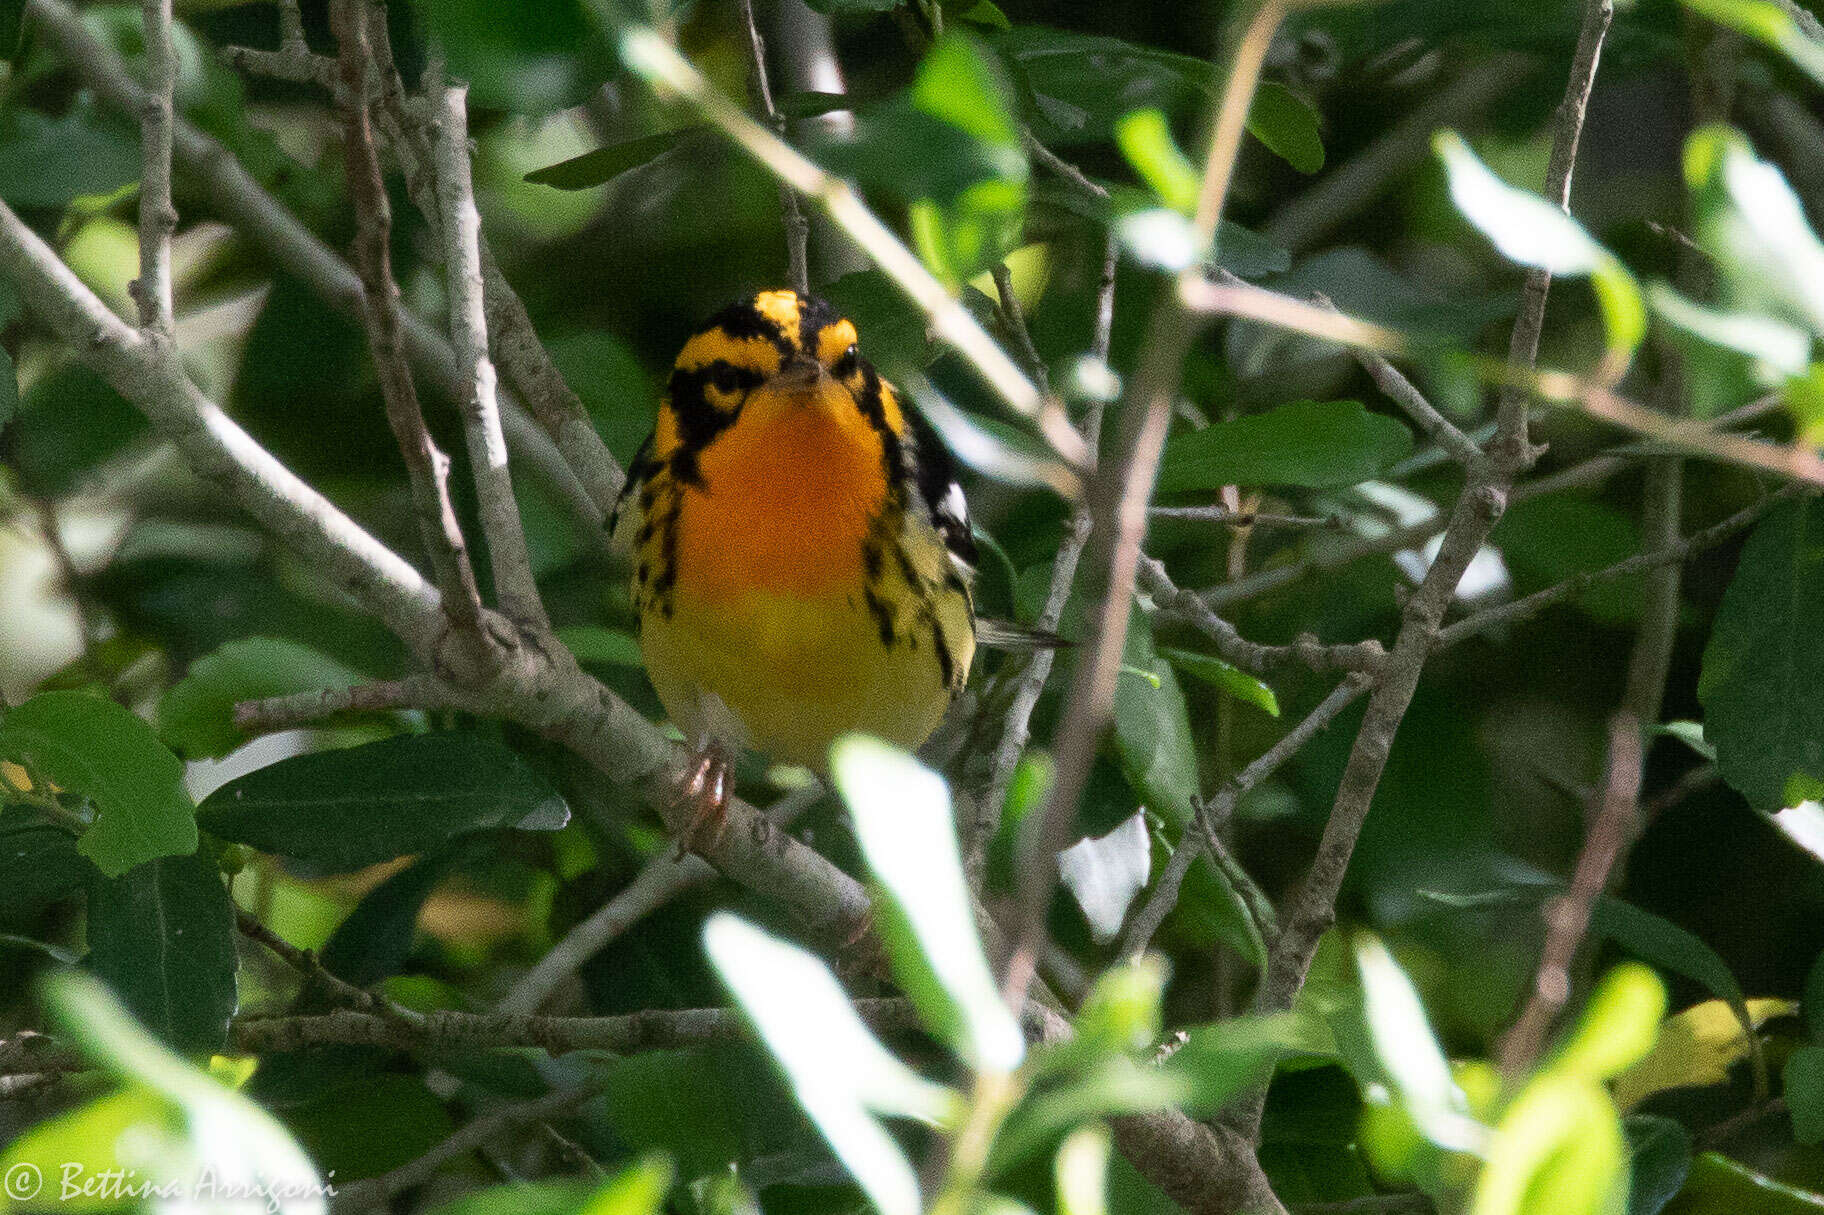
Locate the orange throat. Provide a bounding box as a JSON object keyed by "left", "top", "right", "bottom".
{"left": 674, "top": 388, "right": 889, "bottom": 602}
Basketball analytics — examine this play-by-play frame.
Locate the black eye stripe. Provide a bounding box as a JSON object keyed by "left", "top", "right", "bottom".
{"left": 669, "top": 361, "right": 766, "bottom": 402}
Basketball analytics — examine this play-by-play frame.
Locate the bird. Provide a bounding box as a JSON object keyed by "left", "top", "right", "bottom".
{"left": 609, "top": 288, "right": 982, "bottom": 849}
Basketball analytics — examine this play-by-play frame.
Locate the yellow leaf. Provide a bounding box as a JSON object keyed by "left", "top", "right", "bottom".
{"left": 1613, "top": 997, "right": 1798, "bottom": 1110}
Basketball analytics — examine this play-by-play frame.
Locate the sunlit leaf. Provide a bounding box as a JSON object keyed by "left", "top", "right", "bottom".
{"left": 1469, "top": 1072, "right": 1627, "bottom": 1215}
{"left": 1550, "top": 962, "right": 1666, "bottom": 1083}
{"left": 1614, "top": 997, "right": 1798, "bottom": 1110}
{"left": 1055, "top": 1126, "right": 1112, "bottom": 1215}
{"left": 1157, "top": 647, "right": 1279, "bottom": 717}
{"left": 703, "top": 913, "right": 958, "bottom": 1215}
{"left": 830, "top": 736, "right": 1024, "bottom": 1071}
{"left": 1685, "top": 125, "right": 1824, "bottom": 339}
{"left": 1, "top": 971, "right": 325, "bottom": 1215}
{"left": 1115, "top": 108, "right": 1198, "bottom": 214}
{"left": 1434, "top": 131, "right": 1644, "bottom": 370}
{"left": 1649, "top": 281, "right": 1811, "bottom": 377}
{"left": 1679, "top": 0, "right": 1824, "bottom": 86}
{"left": 1350, "top": 935, "right": 1486, "bottom": 1154}
{"left": 1058, "top": 811, "right": 1151, "bottom": 942}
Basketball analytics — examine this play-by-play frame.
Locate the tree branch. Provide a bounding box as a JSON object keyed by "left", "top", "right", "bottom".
{"left": 738, "top": 0, "right": 810, "bottom": 296}
{"left": 1496, "top": 711, "right": 1642, "bottom": 1076}
{"left": 132, "top": 0, "right": 176, "bottom": 338}
{"left": 330, "top": 0, "right": 487, "bottom": 639}
{"left": 26, "top": 0, "right": 607, "bottom": 537}
{"left": 431, "top": 82, "right": 548, "bottom": 630}
{"left": 1139, "top": 556, "right": 1385, "bottom": 677}
{"left": 1120, "top": 674, "right": 1370, "bottom": 957}
{"left": 232, "top": 677, "right": 455, "bottom": 732}
{"left": 1238, "top": 0, "right": 1616, "bottom": 1147}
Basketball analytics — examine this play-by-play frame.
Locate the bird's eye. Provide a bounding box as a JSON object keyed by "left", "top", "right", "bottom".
{"left": 707, "top": 363, "right": 742, "bottom": 394}
{"left": 832, "top": 344, "right": 861, "bottom": 378}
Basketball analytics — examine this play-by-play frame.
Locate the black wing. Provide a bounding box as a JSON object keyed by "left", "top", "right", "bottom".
{"left": 903, "top": 403, "right": 977, "bottom": 570}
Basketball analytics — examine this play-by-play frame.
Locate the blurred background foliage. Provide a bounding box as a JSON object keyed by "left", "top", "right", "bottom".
{"left": 4, "top": 0, "right": 1824, "bottom": 1212}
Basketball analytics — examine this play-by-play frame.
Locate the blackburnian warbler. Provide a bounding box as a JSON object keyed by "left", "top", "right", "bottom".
{"left": 610, "top": 289, "right": 980, "bottom": 842}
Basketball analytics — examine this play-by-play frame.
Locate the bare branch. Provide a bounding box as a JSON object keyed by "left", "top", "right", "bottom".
{"left": 1121, "top": 675, "right": 1370, "bottom": 957}
{"left": 330, "top": 1083, "right": 609, "bottom": 1211}
{"left": 1003, "top": 0, "right": 1295, "bottom": 1026}
{"left": 220, "top": 43, "right": 340, "bottom": 90}
{"left": 133, "top": 0, "right": 177, "bottom": 338}
{"left": 1244, "top": 5, "right": 1617, "bottom": 1144}
{"left": 330, "top": 0, "right": 487, "bottom": 637}
{"left": 1149, "top": 504, "right": 1344, "bottom": 530}
{"left": 431, "top": 82, "right": 548, "bottom": 629}
{"left": 1492, "top": 0, "right": 1614, "bottom": 471}
{"left": 28, "top": 0, "right": 608, "bottom": 536}
{"left": 1139, "top": 556, "right": 1385, "bottom": 677}
{"left": 991, "top": 262, "right": 1051, "bottom": 395}
{"left": 1496, "top": 712, "right": 1642, "bottom": 1076}
{"left": 1435, "top": 485, "right": 1803, "bottom": 649}
{"left": 738, "top": 0, "right": 810, "bottom": 295}
{"left": 232, "top": 677, "right": 455, "bottom": 732}
{"left": 497, "top": 783, "right": 825, "bottom": 1015}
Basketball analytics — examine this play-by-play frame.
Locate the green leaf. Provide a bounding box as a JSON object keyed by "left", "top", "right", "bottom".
{"left": 1806, "top": 949, "right": 1824, "bottom": 1042}
{"left": 1592, "top": 896, "right": 1757, "bottom": 1049}
{"left": 1110, "top": 617, "right": 1200, "bottom": 829}
{"left": 158, "top": 637, "right": 365, "bottom": 760}
{"left": 0, "top": 691, "right": 196, "bottom": 878}
{"left": 1115, "top": 109, "right": 1198, "bottom": 214}
{"left": 0, "top": 0, "right": 23, "bottom": 63}
{"left": 1056, "top": 1126, "right": 1112, "bottom": 1215}
{"left": 10, "top": 972, "right": 321, "bottom": 1204}
{"left": 1158, "top": 400, "right": 1414, "bottom": 492}
{"left": 1673, "top": 1154, "right": 1824, "bottom": 1212}
{"left": 703, "top": 913, "right": 958, "bottom": 1215}
{"left": 524, "top": 129, "right": 701, "bottom": 190}
{"left": 1247, "top": 82, "right": 1324, "bottom": 175}
{"left": 0, "top": 96, "right": 139, "bottom": 208}
{"left": 1625, "top": 1115, "right": 1692, "bottom": 1215}
{"left": 1551, "top": 963, "right": 1667, "bottom": 1083}
{"left": 86, "top": 852, "right": 239, "bottom": 1056}
{"left": 1074, "top": 955, "right": 1167, "bottom": 1057}
{"left": 803, "top": 0, "right": 902, "bottom": 11}
{"left": 197, "top": 732, "right": 569, "bottom": 872}
{"left": 1678, "top": 0, "right": 1824, "bottom": 87}
{"left": 830, "top": 736, "right": 1024, "bottom": 1070}
{"left": 1789, "top": 1045, "right": 1824, "bottom": 1145}
{"left": 1434, "top": 131, "right": 1645, "bottom": 368}
{"left": 281, "top": 1074, "right": 456, "bottom": 1183}
{"left": 1698, "top": 498, "right": 1824, "bottom": 808}
{"left": 1157, "top": 647, "right": 1279, "bottom": 717}
{"left": 0, "top": 823, "right": 88, "bottom": 916}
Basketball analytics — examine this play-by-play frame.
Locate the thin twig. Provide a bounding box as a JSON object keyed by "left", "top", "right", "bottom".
{"left": 1497, "top": 711, "right": 1642, "bottom": 1077}
{"left": 237, "top": 909, "right": 421, "bottom": 1021}
{"left": 330, "top": 0, "right": 487, "bottom": 638}
{"left": 1003, "top": 0, "right": 1294, "bottom": 1024}
{"left": 133, "top": 0, "right": 177, "bottom": 337}
{"left": 738, "top": 0, "right": 810, "bottom": 295}
{"left": 431, "top": 82, "right": 548, "bottom": 630}
{"left": 1139, "top": 556, "right": 1385, "bottom": 677}
{"left": 232, "top": 677, "right": 455, "bottom": 732}
{"left": 35, "top": 0, "right": 607, "bottom": 535}
{"left": 497, "top": 782, "right": 825, "bottom": 1014}
{"left": 1120, "top": 675, "right": 1370, "bottom": 957}
{"left": 1319, "top": 296, "right": 1481, "bottom": 468}
{"left": 331, "top": 1083, "right": 609, "bottom": 1211}
{"left": 1434, "top": 486, "right": 1804, "bottom": 649}
{"left": 991, "top": 263, "right": 1051, "bottom": 395}
{"left": 1149, "top": 505, "right": 1344, "bottom": 530}
{"left": 1238, "top": 0, "right": 1615, "bottom": 1147}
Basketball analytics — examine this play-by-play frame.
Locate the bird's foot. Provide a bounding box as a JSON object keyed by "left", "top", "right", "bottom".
{"left": 670, "top": 743, "right": 734, "bottom": 860}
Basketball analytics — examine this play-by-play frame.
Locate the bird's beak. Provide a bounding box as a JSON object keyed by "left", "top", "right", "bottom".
{"left": 775, "top": 355, "right": 828, "bottom": 396}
